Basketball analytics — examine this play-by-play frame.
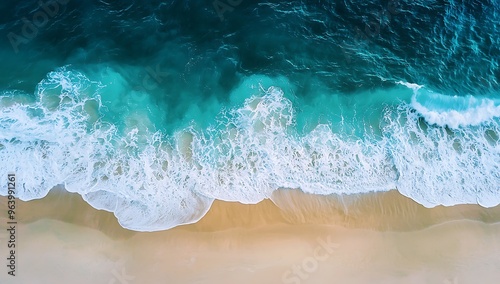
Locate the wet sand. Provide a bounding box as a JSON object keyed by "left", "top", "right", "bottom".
{"left": 1, "top": 189, "right": 500, "bottom": 284}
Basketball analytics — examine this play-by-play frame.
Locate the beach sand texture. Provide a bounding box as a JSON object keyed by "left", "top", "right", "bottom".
{"left": 1, "top": 189, "right": 499, "bottom": 284}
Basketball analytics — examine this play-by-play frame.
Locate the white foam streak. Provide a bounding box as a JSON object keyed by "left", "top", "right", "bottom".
{"left": 411, "top": 95, "right": 500, "bottom": 128}
{"left": 398, "top": 81, "right": 500, "bottom": 128}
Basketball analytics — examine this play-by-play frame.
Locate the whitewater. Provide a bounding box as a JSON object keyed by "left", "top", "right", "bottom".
{"left": 0, "top": 67, "right": 499, "bottom": 231}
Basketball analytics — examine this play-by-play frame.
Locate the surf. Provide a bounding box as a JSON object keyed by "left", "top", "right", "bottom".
{"left": 1, "top": 68, "right": 499, "bottom": 231}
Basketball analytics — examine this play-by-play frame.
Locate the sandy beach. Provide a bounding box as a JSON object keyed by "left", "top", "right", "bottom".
{"left": 1, "top": 189, "right": 500, "bottom": 284}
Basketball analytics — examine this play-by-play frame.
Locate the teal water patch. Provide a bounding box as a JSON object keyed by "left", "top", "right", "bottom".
{"left": 92, "top": 67, "right": 167, "bottom": 135}
{"left": 294, "top": 80, "right": 414, "bottom": 137}
{"left": 74, "top": 64, "right": 234, "bottom": 136}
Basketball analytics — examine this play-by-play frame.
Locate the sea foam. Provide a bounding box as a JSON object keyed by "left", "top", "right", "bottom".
{"left": 1, "top": 69, "right": 499, "bottom": 231}
{"left": 398, "top": 81, "right": 500, "bottom": 128}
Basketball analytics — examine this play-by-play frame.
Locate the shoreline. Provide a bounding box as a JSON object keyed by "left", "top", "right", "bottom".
{"left": 7, "top": 188, "right": 500, "bottom": 234}
{"left": 1, "top": 190, "right": 500, "bottom": 283}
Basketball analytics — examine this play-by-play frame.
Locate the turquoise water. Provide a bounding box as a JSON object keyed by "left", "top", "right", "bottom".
{"left": 0, "top": 0, "right": 499, "bottom": 231}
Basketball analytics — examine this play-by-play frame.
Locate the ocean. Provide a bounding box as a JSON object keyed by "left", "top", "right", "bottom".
{"left": 0, "top": 0, "right": 499, "bottom": 231}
